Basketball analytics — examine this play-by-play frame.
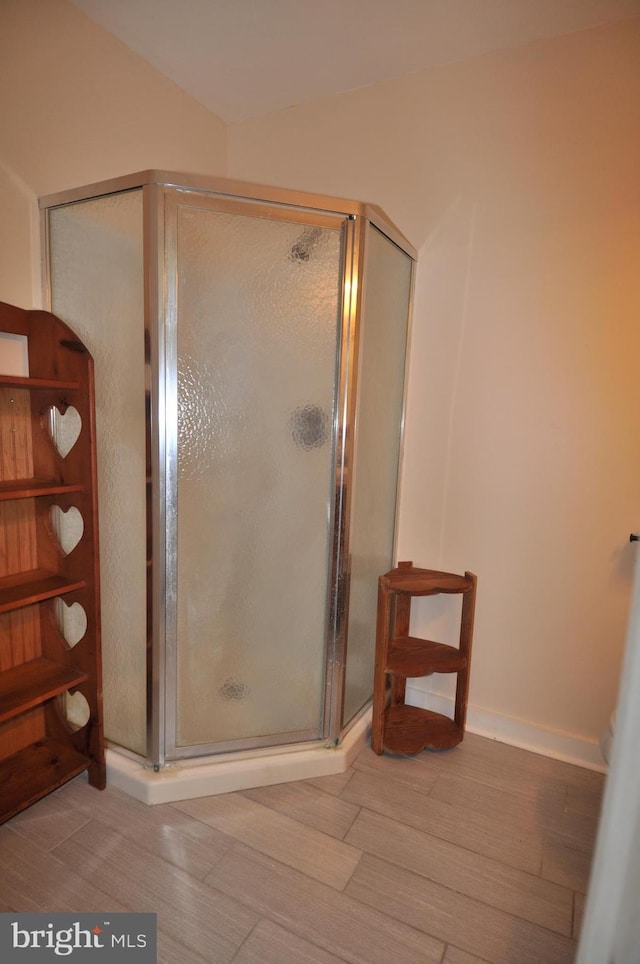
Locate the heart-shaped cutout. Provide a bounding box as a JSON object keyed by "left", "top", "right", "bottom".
{"left": 49, "top": 505, "right": 84, "bottom": 556}
{"left": 48, "top": 405, "right": 82, "bottom": 458}
{"left": 61, "top": 690, "right": 90, "bottom": 731}
{"left": 55, "top": 599, "right": 87, "bottom": 648}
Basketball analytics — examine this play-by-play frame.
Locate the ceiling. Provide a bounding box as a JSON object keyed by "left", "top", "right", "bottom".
{"left": 71, "top": 0, "right": 640, "bottom": 123}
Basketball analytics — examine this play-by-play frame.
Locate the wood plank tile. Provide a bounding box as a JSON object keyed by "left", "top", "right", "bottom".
{"left": 573, "top": 893, "right": 586, "bottom": 941}
{"left": 565, "top": 782, "right": 604, "bottom": 819}
{"left": 343, "top": 768, "right": 543, "bottom": 874}
{"left": 51, "top": 819, "right": 258, "bottom": 963}
{"left": 425, "top": 761, "right": 601, "bottom": 862}
{"left": 428, "top": 769, "right": 565, "bottom": 830}
{"left": 418, "top": 738, "right": 570, "bottom": 801}
{"left": 8, "top": 781, "right": 92, "bottom": 850}
{"left": 353, "top": 746, "right": 440, "bottom": 795}
{"left": 0, "top": 825, "right": 128, "bottom": 913}
{"left": 241, "top": 781, "right": 360, "bottom": 839}
{"left": 49, "top": 777, "right": 234, "bottom": 879}
{"left": 345, "top": 808, "right": 573, "bottom": 936}
{"left": 172, "top": 791, "right": 361, "bottom": 890}
{"left": 541, "top": 836, "right": 593, "bottom": 893}
{"left": 453, "top": 734, "right": 604, "bottom": 792}
{"left": 444, "top": 947, "right": 492, "bottom": 964}
{"left": 305, "top": 769, "right": 356, "bottom": 797}
{"left": 545, "top": 809, "right": 599, "bottom": 855}
{"left": 206, "top": 842, "right": 445, "bottom": 964}
{"left": 0, "top": 831, "right": 207, "bottom": 964}
{"left": 373, "top": 732, "right": 601, "bottom": 796}
{"left": 232, "top": 919, "right": 349, "bottom": 964}
{"left": 156, "top": 930, "right": 209, "bottom": 964}
{"left": 0, "top": 731, "right": 602, "bottom": 964}
{"left": 346, "top": 853, "right": 577, "bottom": 964}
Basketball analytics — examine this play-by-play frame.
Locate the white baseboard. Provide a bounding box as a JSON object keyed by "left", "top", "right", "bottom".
{"left": 405, "top": 684, "right": 607, "bottom": 773}
{"left": 106, "top": 708, "right": 371, "bottom": 805}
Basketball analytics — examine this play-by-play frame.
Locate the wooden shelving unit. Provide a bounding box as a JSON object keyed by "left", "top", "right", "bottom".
{"left": 372, "top": 561, "right": 477, "bottom": 755}
{"left": 0, "top": 300, "right": 105, "bottom": 824}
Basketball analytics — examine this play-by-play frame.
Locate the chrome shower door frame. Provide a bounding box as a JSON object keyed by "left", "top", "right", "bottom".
{"left": 150, "top": 185, "right": 359, "bottom": 763}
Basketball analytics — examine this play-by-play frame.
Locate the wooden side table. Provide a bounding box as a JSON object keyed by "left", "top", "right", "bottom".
{"left": 371, "top": 561, "right": 477, "bottom": 755}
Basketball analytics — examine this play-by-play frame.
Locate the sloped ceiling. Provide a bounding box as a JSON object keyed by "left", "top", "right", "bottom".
{"left": 71, "top": 0, "right": 640, "bottom": 123}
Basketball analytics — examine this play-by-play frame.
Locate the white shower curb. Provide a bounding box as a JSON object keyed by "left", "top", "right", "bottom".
{"left": 105, "top": 707, "right": 371, "bottom": 805}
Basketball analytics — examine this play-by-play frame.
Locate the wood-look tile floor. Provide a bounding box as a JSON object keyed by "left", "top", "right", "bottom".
{"left": 0, "top": 733, "right": 604, "bottom": 963}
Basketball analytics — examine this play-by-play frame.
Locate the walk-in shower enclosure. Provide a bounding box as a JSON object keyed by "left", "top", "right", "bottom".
{"left": 40, "top": 171, "right": 414, "bottom": 788}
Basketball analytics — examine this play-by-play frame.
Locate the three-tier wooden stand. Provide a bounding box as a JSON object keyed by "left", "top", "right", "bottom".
{"left": 0, "top": 301, "right": 105, "bottom": 823}
{"left": 372, "top": 561, "right": 477, "bottom": 755}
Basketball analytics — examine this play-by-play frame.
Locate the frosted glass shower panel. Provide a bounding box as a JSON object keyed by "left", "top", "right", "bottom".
{"left": 48, "top": 191, "right": 147, "bottom": 755}
{"left": 174, "top": 200, "right": 344, "bottom": 748}
{"left": 343, "top": 226, "right": 413, "bottom": 724}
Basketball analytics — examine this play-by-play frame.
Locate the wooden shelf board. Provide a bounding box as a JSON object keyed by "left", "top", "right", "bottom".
{"left": 0, "top": 657, "right": 88, "bottom": 723}
{"left": 0, "top": 478, "right": 84, "bottom": 501}
{"left": 0, "top": 569, "right": 87, "bottom": 613}
{"left": 383, "top": 704, "right": 463, "bottom": 754}
{"left": 0, "top": 738, "right": 89, "bottom": 824}
{"left": 0, "top": 374, "right": 80, "bottom": 391}
{"left": 383, "top": 567, "right": 473, "bottom": 595}
{"left": 386, "top": 637, "right": 467, "bottom": 677}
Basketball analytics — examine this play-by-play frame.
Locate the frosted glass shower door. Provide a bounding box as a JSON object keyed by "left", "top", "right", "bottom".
{"left": 343, "top": 226, "right": 413, "bottom": 725}
{"left": 167, "top": 194, "right": 346, "bottom": 753}
{"left": 48, "top": 191, "right": 148, "bottom": 757}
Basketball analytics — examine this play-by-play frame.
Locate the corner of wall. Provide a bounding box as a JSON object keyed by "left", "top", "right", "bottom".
{"left": 0, "top": 159, "right": 40, "bottom": 309}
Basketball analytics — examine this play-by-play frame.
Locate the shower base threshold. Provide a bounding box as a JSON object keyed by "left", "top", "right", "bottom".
{"left": 105, "top": 707, "right": 371, "bottom": 805}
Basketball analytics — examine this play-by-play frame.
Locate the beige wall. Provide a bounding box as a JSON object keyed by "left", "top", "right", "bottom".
{"left": 230, "top": 19, "right": 640, "bottom": 753}
{"left": 0, "top": 0, "right": 228, "bottom": 307}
